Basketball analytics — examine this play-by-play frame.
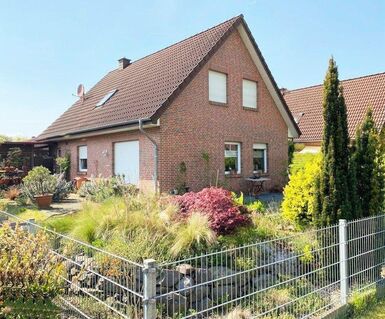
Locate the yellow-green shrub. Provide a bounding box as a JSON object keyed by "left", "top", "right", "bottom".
{"left": 290, "top": 152, "right": 318, "bottom": 175}
{"left": 282, "top": 154, "right": 321, "bottom": 228}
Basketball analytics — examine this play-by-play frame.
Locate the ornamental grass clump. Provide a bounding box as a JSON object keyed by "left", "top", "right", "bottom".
{"left": 0, "top": 223, "right": 63, "bottom": 301}
{"left": 4, "top": 186, "right": 21, "bottom": 200}
{"left": 175, "top": 187, "right": 251, "bottom": 235}
{"left": 170, "top": 212, "right": 216, "bottom": 256}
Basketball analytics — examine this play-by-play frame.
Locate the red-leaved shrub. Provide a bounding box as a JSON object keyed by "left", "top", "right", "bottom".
{"left": 174, "top": 187, "right": 251, "bottom": 235}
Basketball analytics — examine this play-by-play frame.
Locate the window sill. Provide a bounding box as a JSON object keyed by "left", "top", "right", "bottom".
{"left": 77, "top": 171, "right": 87, "bottom": 176}
{"left": 252, "top": 172, "right": 269, "bottom": 177}
{"left": 209, "top": 101, "right": 228, "bottom": 107}
{"left": 243, "top": 106, "right": 258, "bottom": 112}
{"left": 225, "top": 173, "right": 242, "bottom": 178}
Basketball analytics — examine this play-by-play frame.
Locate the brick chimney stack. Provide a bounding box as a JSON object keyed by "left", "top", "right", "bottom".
{"left": 118, "top": 57, "right": 131, "bottom": 70}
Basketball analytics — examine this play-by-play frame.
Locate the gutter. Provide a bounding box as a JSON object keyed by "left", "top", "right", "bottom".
{"left": 139, "top": 119, "right": 158, "bottom": 193}
{"left": 37, "top": 118, "right": 157, "bottom": 142}
{"left": 38, "top": 119, "right": 158, "bottom": 143}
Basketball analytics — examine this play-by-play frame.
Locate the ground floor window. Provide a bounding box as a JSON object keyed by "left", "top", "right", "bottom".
{"left": 253, "top": 143, "right": 267, "bottom": 173}
{"left": 225, "top": 142, "right": 241, "bottom": 174}
{"left": 78, "top": 145, "right": 88, "bottom": 172}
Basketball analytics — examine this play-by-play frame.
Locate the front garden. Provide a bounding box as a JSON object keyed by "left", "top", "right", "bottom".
{"left": 0, "top": 162, "right": 365, "bottom": 318}
{"left": 1, "top": 161, "right": 326, "bottom": 318}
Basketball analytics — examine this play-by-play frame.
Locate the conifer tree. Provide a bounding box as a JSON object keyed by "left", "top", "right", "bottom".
{"left": 348, "top": 142, "right": 360, "bottom": 219}
{"left": 314, "top": 58, "right": 351, "bottom": 226}
{"left": 353, "top": 108, "right": 385, "bottom": 216}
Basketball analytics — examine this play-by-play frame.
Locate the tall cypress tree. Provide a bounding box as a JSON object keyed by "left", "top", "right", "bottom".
{"left": 314, "top": 58, "right": 351, "bottom": 226}
{"left": 348, "top": 141, "right": 360, "bottom": 219}
{"left": 353, "top": 108, "right": 385, "bottom": 217}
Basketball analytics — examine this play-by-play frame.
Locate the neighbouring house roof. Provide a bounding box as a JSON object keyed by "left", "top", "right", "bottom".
{"left": 37, "top": 15, "right": 300, "bottom": 141}
{"left": 284, "top": 72, "right": 385, "bottom": 143}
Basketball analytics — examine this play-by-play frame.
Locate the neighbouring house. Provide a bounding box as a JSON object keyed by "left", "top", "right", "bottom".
{"left": 284, "top": 72, "right": 385, "bottom": 153}
{"left": 37, "top": 15, "right": 300, "bottom": 193}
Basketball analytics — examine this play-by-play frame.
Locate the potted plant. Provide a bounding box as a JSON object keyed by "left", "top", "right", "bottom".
{"left": 22, "top": 166, "right": 57, "bottom": 209}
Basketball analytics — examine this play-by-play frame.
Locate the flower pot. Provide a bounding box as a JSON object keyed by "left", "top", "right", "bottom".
{"left": 34, "top": 194, "right": 53, "bottom": 209}
{"left": 75, "top": 176, "right": 88, "bottom": 190}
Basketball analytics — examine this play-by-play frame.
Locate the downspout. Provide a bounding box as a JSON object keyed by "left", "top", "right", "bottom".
{"left": 139, "top": 119, "right": 158, "bottom": 193}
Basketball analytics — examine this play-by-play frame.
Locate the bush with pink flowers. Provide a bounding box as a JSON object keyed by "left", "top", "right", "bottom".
{"left": 174, "top": 187, "right": 251, "bottom": 235}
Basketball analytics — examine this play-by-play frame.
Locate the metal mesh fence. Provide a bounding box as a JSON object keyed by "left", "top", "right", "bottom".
{"left": 1, "top": 209, "right": 385, "bottom": 319}
{"left": 156, "top": 225, "right": 341, "bottom": 318}
{"left": 347, "top": 215, "right": 385, "bottom": 294}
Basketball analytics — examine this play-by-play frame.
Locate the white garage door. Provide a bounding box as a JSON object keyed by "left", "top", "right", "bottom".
{"left": 114, "top": 141, "right": 139, "bottom": 185}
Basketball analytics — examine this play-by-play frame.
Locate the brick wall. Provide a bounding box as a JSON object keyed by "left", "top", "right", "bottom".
{"left": 56, "top": 29, "right": 289, "bottom": 194}
{"left": 158, "top": 30, "right": 289, "bottom": 193}
{"left": 57, "top": 128, "right": 159, "bottom": 191}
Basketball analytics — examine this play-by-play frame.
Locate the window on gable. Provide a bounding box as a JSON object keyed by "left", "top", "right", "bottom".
{"left": 225, "top": 142, "right": 241, "bottom": 174}
{"left": 96, "top": 89, "right": 118, "bottom": 107}
{"left": 78, "top": 145, "right": 88, "bottom": 172}
{"left": 243, "top": 79, "right": 257, "bottom": 108}
{"left": 253, "top": 143, "right": 267, "bottom": 173}
{"left": 209, "top": 70, "right": 227, "bottom": 104}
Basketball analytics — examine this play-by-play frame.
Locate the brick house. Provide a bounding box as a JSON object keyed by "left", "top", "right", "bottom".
{"left": 37, "top": 15, "right": 300, "bottom": 193}
{"left": 284, "top": 72, "right": 385, "bottom": 153}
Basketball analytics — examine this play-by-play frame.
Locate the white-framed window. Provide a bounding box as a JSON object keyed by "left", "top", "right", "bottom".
{"left": 253, "top": 143, "right": 267, "bottom": 173}
{"left": 225, "top": 142, "right": 241, "bottom": 174}
{"left": 242, "top": 79, "right": 257, "bottom": 109}
{"left": 78, "top": 145, "right": 88, "bottom": 172}
{"left": 209, "top": 70, "right": 227, "bottom": 104}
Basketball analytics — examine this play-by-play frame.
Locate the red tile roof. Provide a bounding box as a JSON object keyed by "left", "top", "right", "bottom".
{"left": 38, "top": 15, "right": 300, "bottom": 141}
{"left": 38, "top": 16, "right": 243, "bottom": 140}
{"left": 284, "top": 72, "right": 385, "bottom": 143}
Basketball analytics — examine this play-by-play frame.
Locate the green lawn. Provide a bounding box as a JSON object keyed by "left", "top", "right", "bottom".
{"left": 354, "top": 299, "right": 385, "bottom": 318}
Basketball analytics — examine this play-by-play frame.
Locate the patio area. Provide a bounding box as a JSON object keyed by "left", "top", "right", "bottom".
{"left": 41, "top": 193, "right": 84, "bottom": 216}
{"left": 245, "top": 192, "right": 283, "bottom": 205}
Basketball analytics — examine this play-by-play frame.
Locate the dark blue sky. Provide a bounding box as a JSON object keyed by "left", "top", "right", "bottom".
{"left": 1, "top": 0, "right": 384, "bottom": 137}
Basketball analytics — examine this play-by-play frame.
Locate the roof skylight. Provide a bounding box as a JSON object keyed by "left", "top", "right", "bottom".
{"left": 96, "top": 89, "right": 118, "bottom": 107}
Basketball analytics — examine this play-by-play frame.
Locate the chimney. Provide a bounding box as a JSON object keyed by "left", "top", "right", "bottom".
{"left": 118, "top": 57, "right": 131, "bottom": 70}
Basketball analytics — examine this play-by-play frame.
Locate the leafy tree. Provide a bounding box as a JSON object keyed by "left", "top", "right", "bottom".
{"left": 0, "top": 135, "right": 28, "bottom": 143}
{"left": 352, "top": 108, "right": 384, "bottom": 217}
{"left": 0, "top": 135, "right": 7, "bottom": 143}
{"left": 314, "top": 58, "right": 351, "bottom": 226}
